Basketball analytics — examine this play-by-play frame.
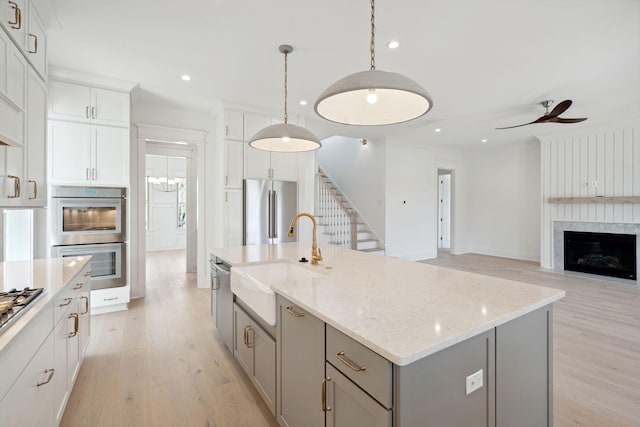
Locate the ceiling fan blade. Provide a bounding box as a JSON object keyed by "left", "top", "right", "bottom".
{"left": 496, "top": 121, "right": 537, "bottom": 130}
{"left": 547, "top": 99, "right": 572, "bottom": 118}
{"left": 548, "top": 117, "right": 588, "bottom": 124}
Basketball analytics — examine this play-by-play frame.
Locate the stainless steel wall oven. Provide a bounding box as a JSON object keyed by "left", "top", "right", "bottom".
{"left": 51, "top": 186, "right": 127, "bottom": 290}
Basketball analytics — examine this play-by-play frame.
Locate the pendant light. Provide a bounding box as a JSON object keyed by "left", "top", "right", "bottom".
{"left": 249, "top": 45, "right": 321, "bottom": 152}
{"left": 314, "top": 0, "right": 433, "bottom": 126}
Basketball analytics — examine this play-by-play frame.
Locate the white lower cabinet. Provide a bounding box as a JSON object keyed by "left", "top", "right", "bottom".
{"left": 0, "top": 329, "right": 56, "bottom": 427}
{"left": 234, "top": 303, "right": 276, "bottom": 415}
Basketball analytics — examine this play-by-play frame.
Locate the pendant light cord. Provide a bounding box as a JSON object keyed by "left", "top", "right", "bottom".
{"left": 284, "top": 50, "right": 289, "bottom": 124}
{"left": 370, "top": 0, "right": 376, "bottom": 70}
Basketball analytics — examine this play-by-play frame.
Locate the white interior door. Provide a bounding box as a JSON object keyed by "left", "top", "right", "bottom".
{"left": 438, "top": 173, "right": 451, "bottom": 249}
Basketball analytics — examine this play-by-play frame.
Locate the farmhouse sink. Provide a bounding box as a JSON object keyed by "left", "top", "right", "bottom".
{"left": 230, "top": 261, "right": 324, "bottom": 326}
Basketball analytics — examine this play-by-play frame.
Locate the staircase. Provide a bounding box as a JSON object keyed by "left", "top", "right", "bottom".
{"left": 316, "top": 169, "right": 384, "bottom": 255}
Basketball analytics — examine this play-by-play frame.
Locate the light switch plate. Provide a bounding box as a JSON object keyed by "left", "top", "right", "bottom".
{"left": 466, "top": 369, "right": 483, "bottom": 395}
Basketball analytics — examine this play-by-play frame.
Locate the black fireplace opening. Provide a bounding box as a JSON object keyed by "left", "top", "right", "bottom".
{"left": 564, "top": 231, "right": 637, "bottom": 280}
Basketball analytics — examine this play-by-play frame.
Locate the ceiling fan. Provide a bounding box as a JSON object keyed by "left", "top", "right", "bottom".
{"left": 496, "top": 99, "right": 587, "bottom": 129}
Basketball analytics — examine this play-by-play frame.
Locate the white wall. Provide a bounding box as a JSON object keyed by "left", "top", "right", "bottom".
{"left": 466, "top": 140, "right": 541, "bottom": 262}
{"left": 540, "top": 116, "right": 640, "bottom": 268}
{"left": 318, "top": 136, "right": 386, "bottom": 241}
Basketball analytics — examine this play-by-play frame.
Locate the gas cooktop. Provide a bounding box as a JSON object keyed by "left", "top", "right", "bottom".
{"left": 0, "top": 288, "right": 45, "bottom": 335}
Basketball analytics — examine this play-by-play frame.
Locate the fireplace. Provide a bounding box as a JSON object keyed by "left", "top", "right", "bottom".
{"left": 564, "top": 231, "right": 637, "bottom": 280}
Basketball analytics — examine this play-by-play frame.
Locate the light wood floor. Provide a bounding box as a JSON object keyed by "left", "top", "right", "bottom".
{"left": 422, "top": 252, "right": 640, "bottom": 427}
{"left": 61, "top": 250, "right": 279, "bottom": 427}
{"left": 61, "top": 250, "right": 640, "bottom": 427}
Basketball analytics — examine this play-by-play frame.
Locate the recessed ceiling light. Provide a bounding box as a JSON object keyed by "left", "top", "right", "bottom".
{"left": 434, "top": 128, "right": 441, "bottom": 133}
{"left": 181, "top": 74, "right": 191, "bottom": 81}
{"left": 387, "top": 40, "right": 400, "bottom": 49}
{"left": 299, "top": 100, "right": 308, "bottom": 106}
{"left": 481, "top": 139, "right": 488, "bottom": 143}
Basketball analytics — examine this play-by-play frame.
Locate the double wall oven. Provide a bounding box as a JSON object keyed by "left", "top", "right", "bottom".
{"left": 51, "top": 186, "right": 126, "bottom": 290}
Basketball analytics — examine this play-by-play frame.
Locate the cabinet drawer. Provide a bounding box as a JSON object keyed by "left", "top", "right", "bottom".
{"left": 326, "top": 325, "right": 392, "bottom": 409}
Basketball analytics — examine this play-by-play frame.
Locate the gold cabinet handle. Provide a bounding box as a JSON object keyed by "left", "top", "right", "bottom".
{"left": 28, "top": 33, "right": 37, "bottom": 54}
{"left": 73, "top": 283, "right": 83, "bottom": 290}
{"left": 58, "top": 297, "right": 72, "bottom": 307}
{"left": 36, "top": 369, "right": 55, "bottom": 387}
{"left": 85, "top": 106, "right": 89, "bottom": 119}
{"left": 84, "top": 271, "right": 92, "bottom": 277}
{"left": 246, "top": 326, "right": 254, "bottom": 348}
{"left": 81, "top": 296, "right": 89, "bottom": 315}
{"left": 8, "top": 175, "right": 20, "bottom": 198}
{"left": 8, "top": 1, "right": 19, "bottom": 26}
{"left": 86, "top": 168, "right": 90, "bottom": 180}
{"left": 92, "top": 168, "right": 97, "bottom": 180}
{"left": 103, "top": 297, "right": 118, "bottom": 301}
{"left": 68, "top": 313, "right": 79, "bottom": 338}
{"left": 225, "top": 175, "right": 228, "bottom": 186}
{"left": 225, "top": 125, "right": 229, "bottom": 136}
{"left": 28, "top": 180, "right": 37, "bottom": 200}
{"left": 321, "top": 377, "right": 332, "bottom": 412}
{"left": 336, "top": 351, "right": 366, "bottom": 372}
{"left": 286, "top": 306, "right": 304, "bottom": 317}
{"left": 91, "top": 107, "right": 96, "bottom": 119}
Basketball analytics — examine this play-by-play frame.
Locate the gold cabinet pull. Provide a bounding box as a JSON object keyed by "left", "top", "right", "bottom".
{"left": 81, "top": 296, "right": 89, "bottom": 315}
{"left": 92, "top": 168, "right": 97, "bottom": 180}
{"left": 85, "top": 106, "right": 89, "bottom": 119}
{"left": 7, "top": 175, "right": 20, "bottom": 198}
{"left": 68, "top": 313, "right": 79, "bottom": 338}
{"left": 321, "top": 377, "right": 332, "bottom": 412}
{"left": 246, "top": 326, "right": 254, "bottom": 348}
{"left": 91, "top": 107, "right": 96, "bottom": 119}
{"left": 336, "top": 351, "right": 366, "bottom": 372}
{"left": 8, "top": 1, "right": 19, "bottom": 26}
{"left": 73, "top": 283, "right": 83, "bottom": 290}
{"left": 243, "top": 325, "right": 249, "bottom": 346}
{"left": 28, "top": 180, "right": 37, "bottom": 199}
{"left": 103, "top": 297, "right": 118, "bottom": 301}
{"left": 84, "top": 271, "right": 92, "bottom": 277}
{"left": 58, "top": 297, "right": 72, "bottom": 307}
{"left": 85, "top": 168, "right": 90, "bottom": 180}
{"left": 36, "top": 369, "right": 55, "bottom": 387}
{"left": 28, "top": 33, "right": 37, "bottom": 53}
{"left": 286, "top": 306, "right": 304, "bottom": 317}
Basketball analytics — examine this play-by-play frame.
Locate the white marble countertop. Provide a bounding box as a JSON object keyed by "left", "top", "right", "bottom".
{"left": 210, "top": 243, "right": 565, "bottom": 366}
{"left": 0, "top": 256, "right": 92, "bottom": 352}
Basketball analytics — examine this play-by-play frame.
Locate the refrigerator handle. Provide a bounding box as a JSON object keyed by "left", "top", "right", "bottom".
{"left": 272, "top": 190, "right": 278, "bottom": 239}
{"left": 268, "top": 190, "right": 272, "bottom": 238}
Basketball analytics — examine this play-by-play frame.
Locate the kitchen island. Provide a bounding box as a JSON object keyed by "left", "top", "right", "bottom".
{"left": 211, "top": 242, "right": 564, "bottom": 427}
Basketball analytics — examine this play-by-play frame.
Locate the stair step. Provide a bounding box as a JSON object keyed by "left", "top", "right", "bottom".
{"left": 360, "top": 248, "right": 385, "bottom": 255}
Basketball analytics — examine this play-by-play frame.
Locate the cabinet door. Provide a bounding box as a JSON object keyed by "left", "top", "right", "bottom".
{"left": 26, "top": 68, "right": 46, "bottom": 205}
{"left": 92, "top": 88, "right": 129, "bottom": 127}
{"left": 79, "top": 290, "right": 91, "bottom": 357}
{"left": 223, "top": 189, "right": 243, "bottom": 247}
{"left": 0, "top": 0, "right": 27, "bottom": 50}
{"left": 244, "top": 113, "right": 271, "bottom": 179}
{"left": 252, "top": 319, "right": 276, "bottom": 415}
{"left": 224, "top": 139, "right": 243, "bottom": 188}
{"left": 53, "top": 315, "right": 69, "bottom": 424}
{"left": 234, "top": 303, "right": 253, "bottom": 376}
{"left": 0, "top": 329, "right": 55, "bottom": 427}
{"left": 49, "top": 121, "right": 91, "bottom": 184}
{"left": 325, "top": 364, "right": 391, "bottom": 427}
{"left": 277, "top": 297, "right": 325, "bottom": 427}
{"left": 26, "top": 3, "right": 46, "bottom": 80}
{"left": 93, "top": 126, "right": 129, "bottom": 186}
{"left": 270, "top": 152, "right": 298, "bottom": 181}
{"left": 66, "top": 301, "right": 81, "bottom": 386}
{"left": 48, "top": 81, "right": 92, "bottom": 122}
{"left": 0, "top": 32, "right": 26, "bottom": 149}
{"left": 224, "top": 110, "right": 243, "bottom": 140}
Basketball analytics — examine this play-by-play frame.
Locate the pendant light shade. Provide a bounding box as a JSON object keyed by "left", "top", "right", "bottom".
{"left": 314, "top": 0, "right": 433, "bottom": 126}
{"left": 249, "top": 45, "right": 321, "bottom": 152}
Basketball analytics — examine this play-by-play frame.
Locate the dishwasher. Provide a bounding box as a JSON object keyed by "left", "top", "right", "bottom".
{"left": 210, "top": 258, "right": 233, "bottom": 352}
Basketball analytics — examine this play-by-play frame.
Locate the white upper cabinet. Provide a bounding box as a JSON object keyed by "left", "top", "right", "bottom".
{"left": 224, "top": 110, "right": 243, "bottom": 140}
{"left": 25, "top": 67, "right": 46, "bottom": 205}
{"left": 0, "top": 0, "right": 47, "bottom": 80}
{"left": 244, "top": 113, "right": 272, "bottom": 179}
{"left": 49, "top": 121, "right": 129, "bottom": 187}
{"left": 0, "top": 28, "right": 26, "bottom": 148}
{"left": 224, "top": 139, "right": 243, "bottom": 189}
{"left": 0, "top": 0, "right": 27, "bottom": 51}
{"left": 25, "top": 3, "right": 46, "bottom": 80}
{"left": 49, "top": 81, "right": 130, "bottom": 127}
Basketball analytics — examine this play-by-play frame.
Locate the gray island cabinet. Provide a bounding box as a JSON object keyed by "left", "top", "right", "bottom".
{"left": 210, "top": 242, "right": 563, "bottom": 427}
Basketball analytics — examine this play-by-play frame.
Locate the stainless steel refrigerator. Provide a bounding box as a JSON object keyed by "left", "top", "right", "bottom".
{"left": 243, "top": 179, "right": 298, "bottom": 245}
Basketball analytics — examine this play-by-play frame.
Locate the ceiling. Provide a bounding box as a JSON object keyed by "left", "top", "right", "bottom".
{"left": 47, "top": 0, "right": 640, "bottom": 149}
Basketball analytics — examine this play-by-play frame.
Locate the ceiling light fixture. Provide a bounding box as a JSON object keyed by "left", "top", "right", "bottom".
{"left": 181, "top": 74, "right": 191, "bottom": 81}
{"left": 314, "top": 0, "right": 432, "bottom": 126}
{"left": 481, "top": 139, "right": 488, "bottom": 143}
{"left": 387, "top": 40, "right": 400, "bottom": 49}
{"left": 299, "top": 100, "right": 308, "bottom": 106}
{"left": 249, "top": 45, "right": 321, "bottom": 152}
{"left": 434, "top": 128, "right": 441, "bottom": 133}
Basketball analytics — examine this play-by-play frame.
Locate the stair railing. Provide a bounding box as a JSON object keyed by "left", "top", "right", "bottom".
{"left": 317, "top": 170, "right": 358, "bottom": 250}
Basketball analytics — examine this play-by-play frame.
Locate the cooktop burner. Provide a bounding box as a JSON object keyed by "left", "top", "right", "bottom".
{"left": 0, "top": 288, "right": 45, "bottom": 335}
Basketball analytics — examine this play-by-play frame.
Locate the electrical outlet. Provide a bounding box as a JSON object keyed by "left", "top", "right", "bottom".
{"left": 466, "top": 369, "right": 483, "bottom": 395}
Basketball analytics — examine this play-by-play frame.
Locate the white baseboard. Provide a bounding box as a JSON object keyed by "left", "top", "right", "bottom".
{"left": 470, "top": 247, "right": 540, "bottom": 262}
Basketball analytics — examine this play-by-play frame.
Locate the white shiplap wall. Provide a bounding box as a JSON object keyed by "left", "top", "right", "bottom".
{"left": 541, "top": 116, "right": 640, "bottom": 268}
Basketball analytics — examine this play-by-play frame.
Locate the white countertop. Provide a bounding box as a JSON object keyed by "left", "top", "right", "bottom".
{"left": 211, "top": 243, "right": 565, "bottom": 366}
{"left": 0, "top": 257, "right": 92, "bottom": 352}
